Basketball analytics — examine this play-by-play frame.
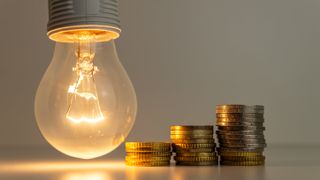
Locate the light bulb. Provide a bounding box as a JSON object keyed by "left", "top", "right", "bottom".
{"left": 35, "top": 31, "right": 137, "bottom": 159}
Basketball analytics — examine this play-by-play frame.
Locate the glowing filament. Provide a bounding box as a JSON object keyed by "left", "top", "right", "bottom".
{"left": 66, "top": 32, "right": 104, "bottom": 124}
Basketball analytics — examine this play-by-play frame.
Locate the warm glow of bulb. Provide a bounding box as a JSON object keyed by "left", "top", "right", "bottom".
{"left": 62, "top": 172, "right": 110, "bottom": 180}
{"left": 35, "top": 30, "right": 137, "bottom": 159}
{"left": 66, "top": 116, "right": 105, "bottom": 124}
{"left": 0, "top": 161, "right": 125, "bottom": 173}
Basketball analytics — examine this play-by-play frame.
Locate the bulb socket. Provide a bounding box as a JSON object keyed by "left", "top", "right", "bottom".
{"left": 47, "top": 0, "right": 121, "bottom": 43}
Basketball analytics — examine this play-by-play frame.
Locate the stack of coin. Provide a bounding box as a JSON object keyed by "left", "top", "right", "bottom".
{"left": 125, "top": 142, "right": 172, "bottom": 166}
{"left": 171, "top": 125, "right": 218, "bottom": 166}
{"left": 216, "top": 105, "right": 266, "bottom": 166}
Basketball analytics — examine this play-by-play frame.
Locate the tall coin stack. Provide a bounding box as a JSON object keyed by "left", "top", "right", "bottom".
{"left": 171, "top": 126, "right": 218, "bottom": 166}
{"left": 125, "top": 142, "right": 172, "bottom": 166}
{"left": 216, "top": 105, "right": 266, "bottom": 166}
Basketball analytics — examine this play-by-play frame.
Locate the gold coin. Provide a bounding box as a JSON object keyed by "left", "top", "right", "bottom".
{"left": 125, "top": 156, "right": 171, "bottom": 162}
{"left": 220, "top": 160, "right": 265, "bottom": 166}
{"left": 176, "top": 160, "right": 218, "bottom": 166}
{"left": 126, "top": 152, "right": 172, "bottom": 157}
{"left": 170, "top": 130, "right": 213, "bottom": 135}
{"left": 173, "top": 147, "right": 215, "bottom": 153}
{"left": 170, "top": 134, "right": 214, "bottom": 139}
{"left": 218, "top": 151, "right": 263, "bottom": 157}
{"left": 125, "top": 142, "right": 171, "bottom": 152}
{"left": 174, "top": 155, "right": 217, "bottom": 161}
{"left": 126, "top": 147, "right": 170, "bottom": 152}
{"left": 126, "top": 142, "right": 171, "bottom": 148}
{"left": 173, "top": 143, "right": 215, "bottom": 149}
{"left": 125, "top": 160, "right": 170, "bottom": 166}
{"left": 172, "top": 139, "right": 215, "bottom": 144}
{"left": 175, "top": 152, "right": 216, "bottom": 157}
{"left": 171, "top": 125, "right": 213, "bottom": 131}
{"left": 216, "top": 104, "right": 246, "bottom": 109}
{"left": 221, "top": 155, "right": 265, "bottom": 161}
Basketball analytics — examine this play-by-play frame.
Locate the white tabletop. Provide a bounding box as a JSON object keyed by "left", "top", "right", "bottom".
{"left": 0, "top": 144, "right": 319, "bottom": 180}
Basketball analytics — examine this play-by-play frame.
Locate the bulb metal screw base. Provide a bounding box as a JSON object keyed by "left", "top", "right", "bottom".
{"left": 47, "top": 0, "right": 121, "bottom": 42}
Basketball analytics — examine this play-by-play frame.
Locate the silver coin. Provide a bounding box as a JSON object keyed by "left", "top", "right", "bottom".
{"left": 218, "top": 141, "right": 266, "bottom": 146}
{"left": 216, "top": 131, "right": 264, "bottom": 136}
{"left": 217, "top": 135, "right": 265, "bottom": 141}
{"left": 216, "top": 113, "right": 264, "bottom": 118}
{"left": 216, "top": 118, "right": 264, "bottom": 122}
{"left": 216, "top": 109, "right": 264, "bottom": 114}
{"left": 217, "top": 129, "right": 265, "bottom": 132}
{"left": 216, "top": 105, "right": 264, "bottom": 114}
{"left": 218, "top": 139, "right": 266, "bottom": 143}
{"left": 218, "top": 145, "right": 266, "bottom": 149}
{"left": 216, "top": 117, "right": 264, "bottom": 123}
{"left": 218, "top": 135, "right": 265, "bottom": 139}
{"left": 218, "top": 139, "right": 266, "bottom": 144}
{"left": 216, "top": 105, "right": 264, "bottom": 110}
{"left": 216, "top": 121, "right": 264, "bottom": 127}
{"left": 216, "top": 126, "right": 265, "bottom": 131}
{"left": 216, "top": 129, "right": 265, "bottom": 132}
{"left": 217, "top": 147, "right": 264, "bottom": 153}
{"left": 219, "top": 143, "right": 267, "bottom": 148}
{"left": 217, "top": 131, "right": 264, "bottom": 137}
{"left": 217, "top": 134, "right": 265, "bottom": 139}
{"left": 219, "top": 145, "right": 266, "bottom": 149}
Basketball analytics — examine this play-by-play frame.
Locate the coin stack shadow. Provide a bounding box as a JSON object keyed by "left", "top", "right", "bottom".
{"left": 125, "top": 142, "right": 172, "bottom": 166}
{"left": 170, "top": 125, "right": 218, "bottom": 166}
{"left": 215, "top": 105, "right": 266, "bottom": 166}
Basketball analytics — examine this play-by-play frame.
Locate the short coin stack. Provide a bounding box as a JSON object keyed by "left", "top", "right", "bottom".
{"left": 171, "top": 125, "right": 218, "bottom": 166}
{"left": 216, "top": 105, "right": 266, "bottom": 166}
{"left": 125, "top": 142, "right": 172, "bottom": 166}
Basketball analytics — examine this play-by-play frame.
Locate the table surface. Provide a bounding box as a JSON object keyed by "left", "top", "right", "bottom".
{"left": 0, "top": 144, "right": 319, "bottom": 180}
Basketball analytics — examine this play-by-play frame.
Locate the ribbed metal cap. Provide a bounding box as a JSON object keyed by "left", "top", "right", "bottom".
{"left": 47, "top": 0, "right": 121, "bottom": 42}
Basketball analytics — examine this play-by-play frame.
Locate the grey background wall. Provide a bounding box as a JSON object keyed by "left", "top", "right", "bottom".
{"left": 0, "top": 0, "right": 319, "bottom": 146}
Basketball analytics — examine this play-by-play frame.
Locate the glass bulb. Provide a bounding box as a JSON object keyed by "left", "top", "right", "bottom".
{"left": 35, "top": 32, "right": 137, "bottom": 159}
